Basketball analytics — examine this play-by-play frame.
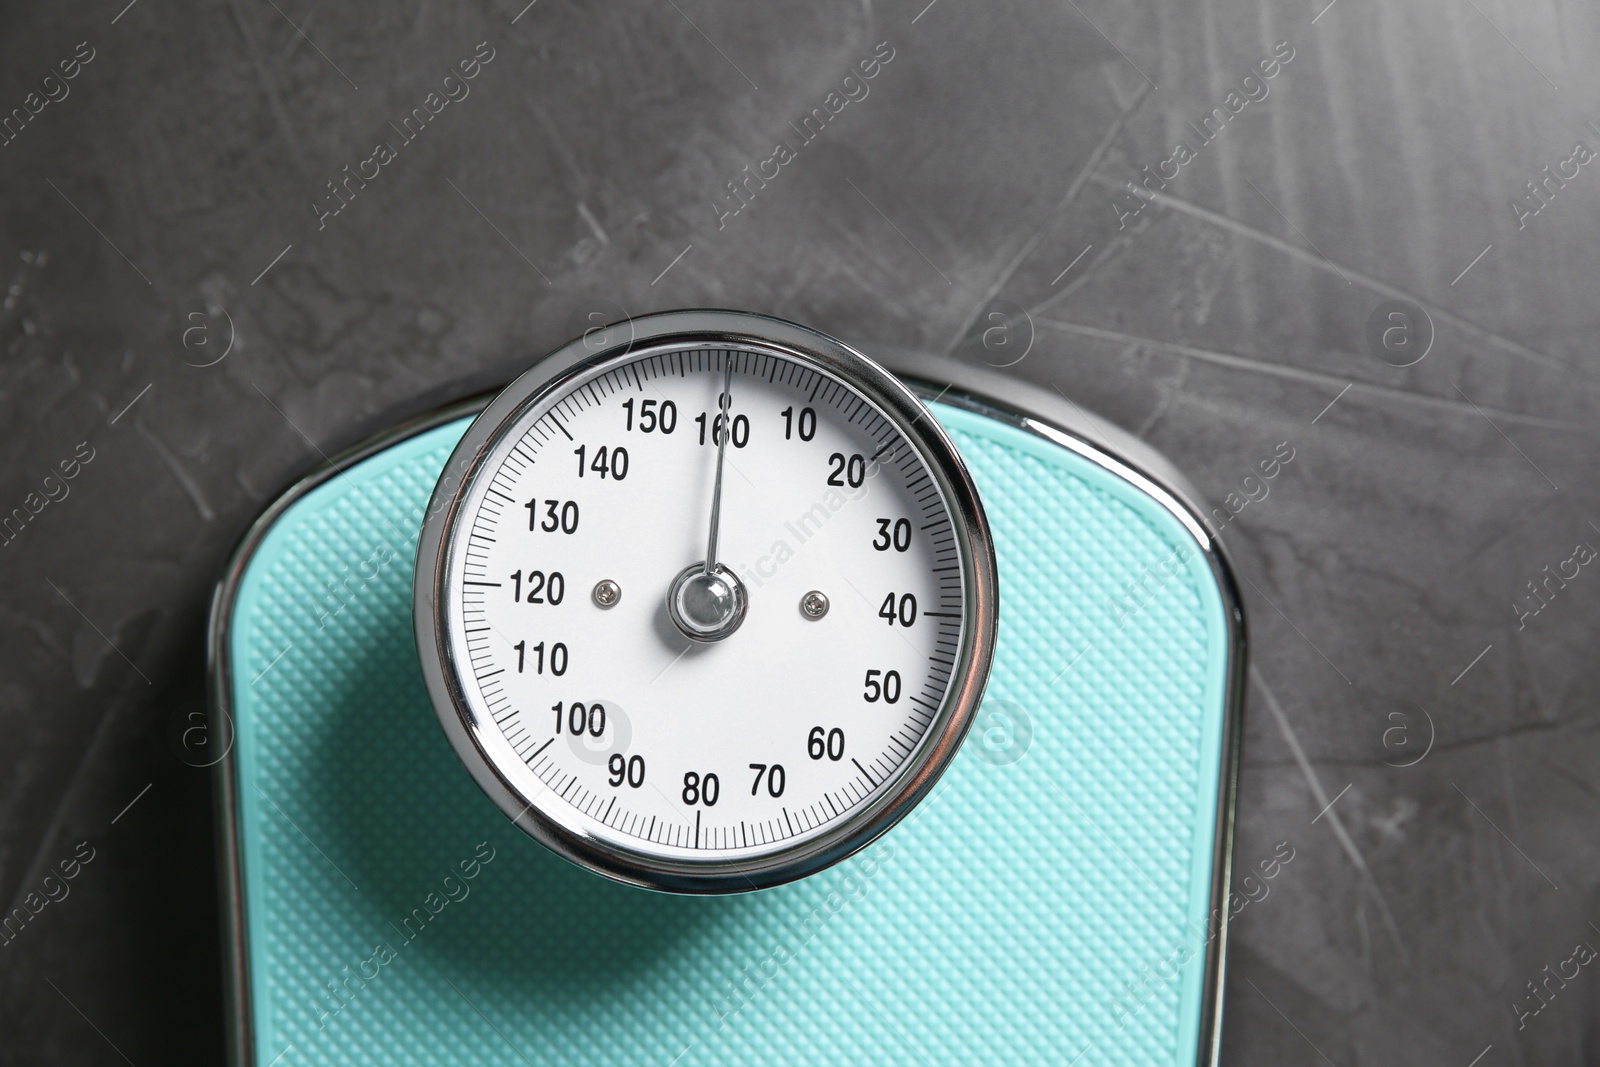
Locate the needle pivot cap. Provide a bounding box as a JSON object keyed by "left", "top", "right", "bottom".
{"left": 668, "top": 563, "right": 748, "bottom": 642}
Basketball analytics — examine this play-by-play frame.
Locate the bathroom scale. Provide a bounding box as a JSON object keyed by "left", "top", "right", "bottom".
{"left": 207, "top": 310, "right": 1245, "bottom": 1066}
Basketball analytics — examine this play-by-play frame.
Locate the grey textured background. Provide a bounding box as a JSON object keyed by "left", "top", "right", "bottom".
{"left": 2, "top": 0, "right": 1598, "bottom": 1063}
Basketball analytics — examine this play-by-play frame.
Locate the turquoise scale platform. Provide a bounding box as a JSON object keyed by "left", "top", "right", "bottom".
{"left": 217, "top": 400, "right": 1234, "bottom": 1066}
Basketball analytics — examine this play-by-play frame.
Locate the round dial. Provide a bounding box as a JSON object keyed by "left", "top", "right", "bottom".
{"left": 416, "top": 311, "right": 996, "bottom": 893}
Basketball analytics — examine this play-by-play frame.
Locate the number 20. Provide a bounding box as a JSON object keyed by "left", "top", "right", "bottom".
{"left": 877, "top": 592, "right": 916, "bottom": 626}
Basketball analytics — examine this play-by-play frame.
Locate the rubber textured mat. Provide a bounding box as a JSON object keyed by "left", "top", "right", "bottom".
{"left": 218, "top": 401, "right": 1233, "bottom": 1066}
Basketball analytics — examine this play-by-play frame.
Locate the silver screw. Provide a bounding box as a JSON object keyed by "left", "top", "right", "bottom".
{"left": 800, "top": 590, "right": 829, "bottom": 619}
{"left": 593, "top": 579, "right": 621, "bottom": 608}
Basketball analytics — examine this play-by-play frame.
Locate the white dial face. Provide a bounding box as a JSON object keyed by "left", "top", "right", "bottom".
{"left": 442, "top": 344, "right": 967, "bottom": 866}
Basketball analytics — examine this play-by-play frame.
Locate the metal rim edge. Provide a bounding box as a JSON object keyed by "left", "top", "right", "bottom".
{"left": 412, "top": 311, "right": 999, "bottom": 894}
{"left": 909, "top": 382, "right": 1245, "bottom": 1067}
{"left": 205, "top": 396, "right": 491, "bottom": 1067}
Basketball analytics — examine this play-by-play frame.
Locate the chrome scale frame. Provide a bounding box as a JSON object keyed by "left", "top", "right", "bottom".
{"left": 414, "top": 311, "right": 999, "bottom": 896}
{"left": 206, "top": 315, "right": 1245, "bottom": 1067}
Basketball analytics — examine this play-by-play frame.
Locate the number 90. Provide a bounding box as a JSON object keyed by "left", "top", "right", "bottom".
{"left": 607, "top": 753, "right": 645, "bottom": 788}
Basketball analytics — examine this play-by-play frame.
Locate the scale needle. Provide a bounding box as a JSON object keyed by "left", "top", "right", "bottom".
{"left": 703, "top": 354, "right": 733, "bottom": 573}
